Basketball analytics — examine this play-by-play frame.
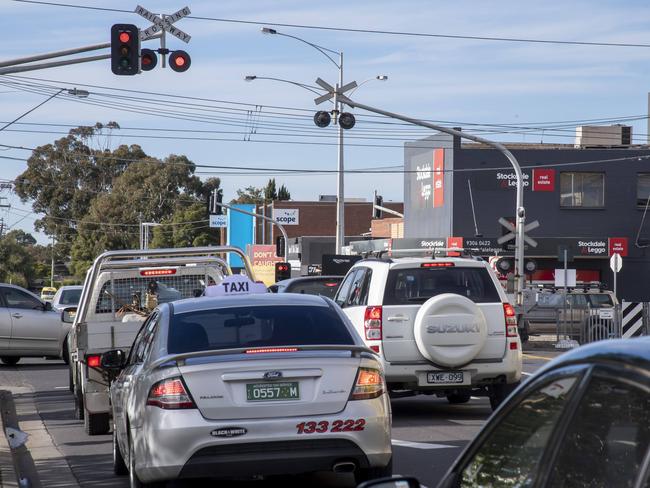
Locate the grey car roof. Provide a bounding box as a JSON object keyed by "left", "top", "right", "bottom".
{"left": 169, "top": 292, "right": 331, "bottom": 315}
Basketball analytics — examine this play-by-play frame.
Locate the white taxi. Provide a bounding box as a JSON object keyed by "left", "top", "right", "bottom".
{"left": 103, "top": 275, "right": 392, "bottom": 487}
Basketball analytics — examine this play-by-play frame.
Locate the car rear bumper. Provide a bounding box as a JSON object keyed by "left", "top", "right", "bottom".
{"left": 383, "top": 345, "right": 522, "bottom": 389}
{"left": 133, "top": 397, "right": 391, "bottom": 482}
{"left": 178, "top": 439, "right": 371, "bottom": 478}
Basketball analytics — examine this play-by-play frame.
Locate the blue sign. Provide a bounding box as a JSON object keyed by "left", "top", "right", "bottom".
{"left": 227, "top": 204, "right": 255, "bottom": 269}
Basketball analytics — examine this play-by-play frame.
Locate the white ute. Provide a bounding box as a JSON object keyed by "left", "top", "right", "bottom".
{"left": 66, "top": 246, "right": 255, "bottom": 435}
{"left": 334, "top": 254, "right": 522, "bottom": 410}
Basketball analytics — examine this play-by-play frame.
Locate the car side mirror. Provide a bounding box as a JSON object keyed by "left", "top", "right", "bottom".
{"left": 43, "top": 301, "right": 53, "bottom": 311}
{"left": 61, "top": 307, "right": 77, "bottom": 324}
{"left": 357, "top": 477, "right": 421, "bottom": 488}
{"left": 101, "top": 349, "right": 127, "bottom": 370}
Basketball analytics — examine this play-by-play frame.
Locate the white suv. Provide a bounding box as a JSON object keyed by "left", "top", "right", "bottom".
{"left": 334, "top": 256, "right": 522, "bottom": 410}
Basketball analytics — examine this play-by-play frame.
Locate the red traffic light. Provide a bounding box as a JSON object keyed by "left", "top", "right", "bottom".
{"left": 140, "top": 48, "right": 158, "bottom": 71}
{"left": 169, "top": 50, "right": 191, "bottom": 72}
{"left": 119, "top": 32, "right": 131, "bottom": 43}
{"left": 274, "top": 262, "right": 291, "bottom": 282}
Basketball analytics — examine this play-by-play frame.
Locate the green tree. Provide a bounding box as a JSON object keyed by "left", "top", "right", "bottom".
{"left": 232, "top": 185, "right": 264, "bottom": 204}
{"left": 0, "top": 232, "right": 35, "bottom": 286}
{"left": 70, "top": 156, "right": 206, "bottom": 275}
{"left": 278, "top": 184, "right": 291, "bottom": 201}
{"left": 150, "top": 202, "right": 219, "bottom": 248}
{"left": 264, "top": 178, "right": 277, "bottom": 201}
{"left": 13, "top": 123, "right": 144, "bottom": 256}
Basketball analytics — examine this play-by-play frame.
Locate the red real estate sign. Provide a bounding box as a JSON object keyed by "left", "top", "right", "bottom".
{"left": 608, "top": 237, "right": 628, "bottom": 257}
{"left": 532, "top": 168, "right": 555, "bottom": 192}
{"left": 447, "top": 236, "right": 463, "bottom": 257}
{"left": 432, "top": 149, "right": 445, "bottom": 208}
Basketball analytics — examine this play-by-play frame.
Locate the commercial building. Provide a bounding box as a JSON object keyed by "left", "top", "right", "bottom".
{"left": 401, "top": 130, "right": 650, "bottom": 301}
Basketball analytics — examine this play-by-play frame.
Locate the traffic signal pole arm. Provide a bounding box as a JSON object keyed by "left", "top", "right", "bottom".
{"left": 211, "top": 200, "right": 289, "bottom": 260}
{"left": 338, "top": 93, "right": 526, "bottom": 305}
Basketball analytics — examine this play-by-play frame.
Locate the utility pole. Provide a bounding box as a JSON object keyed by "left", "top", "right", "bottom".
{"left": 327, "top": 90, "right": 527, "bottom": 305}
{"left": 50, "top": 235, "right": 55, "bottom": 287}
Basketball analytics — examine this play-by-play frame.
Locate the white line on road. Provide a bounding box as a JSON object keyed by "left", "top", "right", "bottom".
{"left": 54, "top": 386, "right": 68, "bottom": 389}
{"left": 392, "top": 439, "right": 456, "bottom": 450}
{"left": 522, "top": 372, "right": 533, "bottom": 376}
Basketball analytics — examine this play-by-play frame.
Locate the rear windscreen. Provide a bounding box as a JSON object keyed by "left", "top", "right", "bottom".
{"left": 285, "top": 279, "right": 342, "bottom": 299}
{"left": 168, "top": 305, "right": 354, "bottom": 354}
{"left": 383, "top": 267, "right": 501, "bottom": 305}
{"left": 587, "top": 294, "right": 614, "bottom": 307}
{"left": 59, "top": 289, "right": 82, "bottom": 305}
{"left": 95, "top": 274, "right": 216, "bottom": 314}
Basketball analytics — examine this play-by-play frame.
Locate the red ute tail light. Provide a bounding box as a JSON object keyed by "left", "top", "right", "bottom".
{"left": 86, "top": 354, "right": 101, "bottom": 368}
{"left": 503, "top": 303, "right": 518, "bottom": 338}
{"left": 421, "top": 262, "right": 454, "bottom": 268}
{"left": 147, "top": 377, "right": 196, "bottom": 409}
{"left": 350, "top": 367, "right": 385, "bottom": 400}
{"left": 140, "top": 268, "right": 176, "bottom": 276}
{"left": 364, "top": 306, "right": 382, "bottom": 341}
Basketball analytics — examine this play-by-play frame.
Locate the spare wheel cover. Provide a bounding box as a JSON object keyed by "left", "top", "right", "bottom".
{"left": 414, "top": 293, "right": 488, "bottom": 368}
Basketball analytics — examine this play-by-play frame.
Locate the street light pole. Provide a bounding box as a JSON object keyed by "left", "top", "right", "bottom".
{"left": 335, "top": 51, "right": 345, "bottom": 254}
{"left": 336, "top": 94, "right": 527, "bottom": 305}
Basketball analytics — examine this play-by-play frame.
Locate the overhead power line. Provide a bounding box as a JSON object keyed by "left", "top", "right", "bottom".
{"left": 11, "top": 0, "right": 650, "bottom": 49}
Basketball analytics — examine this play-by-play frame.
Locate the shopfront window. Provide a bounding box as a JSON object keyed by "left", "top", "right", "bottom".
{"left": 637, "top": 174, "right": 650, "bottom": 208}
{"left": 560, "top": 172, "right": 605, "bottom": 208}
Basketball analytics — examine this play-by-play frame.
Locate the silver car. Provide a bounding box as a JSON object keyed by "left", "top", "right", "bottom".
{"left": 105, "top": 292, "right": 392, "bottom": 487}
{"left": 0, "top": 283, "right": 70, "bottom": 365}
{"left": 51, "top": 285, "right": 83, "bottom": 312}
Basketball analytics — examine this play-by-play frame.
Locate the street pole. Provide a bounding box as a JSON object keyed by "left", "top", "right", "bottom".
{"left": 50, "top": 235, "right": 55, "bottom": 288}
{"left": 337, "top": 94, "right": 527, "bottom": 304}
{"left": 212, "top": 200, "right": 289, "bottom": 260}
{"left": 336, "top": 51, "right": 345, "bottom": 254}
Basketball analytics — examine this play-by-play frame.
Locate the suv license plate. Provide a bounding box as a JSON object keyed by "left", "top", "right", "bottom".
{"left": 246, "top": 382, "right": 300, "bottom": 402}
{"left": 427, "top": 372, "right": 466, "bottom": 384}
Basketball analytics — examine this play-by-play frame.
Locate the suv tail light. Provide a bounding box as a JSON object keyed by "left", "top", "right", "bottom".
{"left": 147, "top": 377, "right": 196, "bottom": 409}
{"left": 350, "top": 367, "right": 385, "bottom": 400}
{"left": 364, "top": 306, "right": 382, "bottom": 340}
{"left": 503, "top": 303, "right": 518, "bottom": 337}
{"left": 86, "top": 354, "right": 101, "bottom": 368}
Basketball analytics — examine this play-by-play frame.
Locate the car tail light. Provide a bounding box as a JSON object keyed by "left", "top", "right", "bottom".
{"left": 350, "top": 367, "right": 385, "bottom": 400}
{"left": 86, "top": 354, "right": 101, "bottom": 368}
{"left": 147, "top": 377, "right": 196, "bottom": 409}
{"left": 503, "top": 303, "right": 518, "bottom": 337}
{"left": 364, "top": 306, "right": 382, "bottom": 340}
{"left": 140, "top": 268, "right": 176, "bottom": 276}
{"left": 370, "top": 345, "right": 380, "bottom": 354}
{"left": 421, "top": 262, "right": 454, "bottom": 268}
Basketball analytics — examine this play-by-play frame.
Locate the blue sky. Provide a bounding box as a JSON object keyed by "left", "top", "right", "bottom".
{"left": 2, "top": 0, "right": 650, "bottom": 243}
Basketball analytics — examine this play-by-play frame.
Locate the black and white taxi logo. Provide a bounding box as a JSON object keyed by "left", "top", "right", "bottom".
{"left": 211, "top": 427, "right": 248, "bottom": 438}
{"left": 263, "top": 371, "right": 283, "bottom": 380}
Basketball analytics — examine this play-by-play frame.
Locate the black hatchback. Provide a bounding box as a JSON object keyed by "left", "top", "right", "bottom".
{"left": 360, "top": 337, "right": 650, "bottom": 488}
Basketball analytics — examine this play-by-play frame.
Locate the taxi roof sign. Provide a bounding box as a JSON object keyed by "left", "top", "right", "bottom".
{"left": 205, "top": 275, "right": 267, "bottom": 297}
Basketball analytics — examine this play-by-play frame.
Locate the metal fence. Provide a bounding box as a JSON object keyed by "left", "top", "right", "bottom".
{"left": 555, "top": 301, "right": 650, "bottom": 346}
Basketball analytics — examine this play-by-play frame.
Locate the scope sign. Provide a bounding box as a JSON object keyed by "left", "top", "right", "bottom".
{"left": 273, "top": 209, "right": 299, "bottom": 225}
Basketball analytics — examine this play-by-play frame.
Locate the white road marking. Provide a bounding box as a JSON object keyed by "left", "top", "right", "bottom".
{"left": 392, "top": 439, "right": 455, "bottom": 450}
{"left": 54, "top": 386, "right": 68, "bottom": 389}
{"left": 522, "top": 372, "right": 533, "bottom": 376}
{"left": 470, "top": 396, "right": 482, "bottom": 400}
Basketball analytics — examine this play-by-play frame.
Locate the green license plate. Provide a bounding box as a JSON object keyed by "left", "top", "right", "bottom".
{"left": 246, "top": 382, "right": 300, "bottom": 402}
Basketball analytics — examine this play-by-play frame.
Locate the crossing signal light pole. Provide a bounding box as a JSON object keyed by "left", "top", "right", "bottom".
{"left": 111, "top": 24, "right": 140, "bottom": 75}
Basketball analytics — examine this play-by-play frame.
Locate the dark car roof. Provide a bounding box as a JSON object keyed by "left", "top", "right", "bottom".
{"left": 539, "top": 337, "right": 650, "bottom": 375}
{"left": 275, "top": 276, "right": 342, "bottom": 287}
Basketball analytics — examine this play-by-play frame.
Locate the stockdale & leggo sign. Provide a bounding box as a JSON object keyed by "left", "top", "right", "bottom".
{"left": 273, "top": 208, "right": 299, "bottom": 225}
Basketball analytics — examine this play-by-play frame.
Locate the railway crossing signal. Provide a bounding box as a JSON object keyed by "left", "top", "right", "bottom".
{"left": 111, "top": 24, "right": 140, "bottom": 75}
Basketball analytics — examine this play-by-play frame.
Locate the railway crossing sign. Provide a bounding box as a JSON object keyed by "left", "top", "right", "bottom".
{"left": 135, "top": 5, "right": 192, "bottom": 43}
{"left": 497, "top": 217, "right": 540, "bottom": 247}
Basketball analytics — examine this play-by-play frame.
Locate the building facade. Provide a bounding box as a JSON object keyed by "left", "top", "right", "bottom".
{"left": 403, "top": 133, "right": 650, "bottom": 301}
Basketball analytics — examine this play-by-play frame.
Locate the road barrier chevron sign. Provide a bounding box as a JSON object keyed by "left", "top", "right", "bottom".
{"left": 621, "top": 302, "right": 648, "bottom": 338}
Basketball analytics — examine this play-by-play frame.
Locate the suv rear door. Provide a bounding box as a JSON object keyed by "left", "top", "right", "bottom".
{"left": 381, "top": 263, "right": 507, "bottom": 364}
{"left": 335, "top": 267, "right": 372, "bottom": 339}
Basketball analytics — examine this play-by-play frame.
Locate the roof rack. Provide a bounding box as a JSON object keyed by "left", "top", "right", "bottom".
{"left": 363, "top": 247, "right": 484, "bottom": 260}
